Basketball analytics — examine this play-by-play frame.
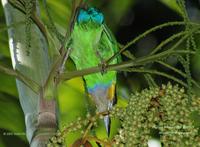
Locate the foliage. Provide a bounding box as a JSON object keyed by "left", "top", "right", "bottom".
{"left": 113, "top": 83, "right": 200, "bottom": 146}
{"left": 48, "top": 83, "right": 200, "bottom": 146}
{"left": 0, "top": 0, "right": 200, "bottom": 146}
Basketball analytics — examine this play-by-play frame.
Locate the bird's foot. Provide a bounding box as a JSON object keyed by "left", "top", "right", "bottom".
{"left": 99, "top": 60, "right": 107, "bottom": 75}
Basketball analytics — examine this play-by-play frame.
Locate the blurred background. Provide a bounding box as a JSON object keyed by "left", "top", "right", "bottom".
{"left": 0, "top": 0, "right": 200, "bottom": 146}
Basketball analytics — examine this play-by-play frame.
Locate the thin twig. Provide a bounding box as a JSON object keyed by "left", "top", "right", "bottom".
{"left": 105, "top": 21, "right": 200, "bottom": 64}
{"left": 42, "top": 0, "right": 79, "bottom": 90}
{"left": 43, "top": 0, "right": 65, "bottom": 43}
{"left": 85, "top": 136, "right": 113, "bottom": 146}
{"left": 150, "top": 31, "right": 186, "bottom": 55}
{"left": 0, "top": 64, "right": 40, "bottom": 93}
{"left": 81, "top": 121, "right": 94, "bottom": 144}
{"left": 60, "top": 111, "right": 109, "bottom": 138}
{"left": 156, "top": 61, "right": 200, "bottom": 88}
{"left": 122, "top": 68, "right": 187, "bottom": 87}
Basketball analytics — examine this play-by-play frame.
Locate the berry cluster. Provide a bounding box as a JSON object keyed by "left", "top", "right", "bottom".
{"left": 47, "top": 83, "right": 200, "bottom": 146}
{"left": 113, "top": 83, "right": 200, "bottom": 146}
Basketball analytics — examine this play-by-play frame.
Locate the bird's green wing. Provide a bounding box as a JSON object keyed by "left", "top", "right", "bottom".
{"left": 101, "top": 24, "right": 121, "bottom": 63}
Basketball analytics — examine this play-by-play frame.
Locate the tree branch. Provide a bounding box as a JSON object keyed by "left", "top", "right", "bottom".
{"left": 0, "top": 64, "right": 40, "bottom": 93}
{"left": 59, "top": 50, "right": 195, "bottom": 81}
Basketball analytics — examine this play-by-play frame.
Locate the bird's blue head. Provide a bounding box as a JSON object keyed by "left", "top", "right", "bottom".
{"left": 77, "top": 7, "right": 104, "bottom": 24}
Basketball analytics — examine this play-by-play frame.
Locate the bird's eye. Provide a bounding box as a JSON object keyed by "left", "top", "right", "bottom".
{"left": 77, "top": 9, "right": 90, "bottom": 23}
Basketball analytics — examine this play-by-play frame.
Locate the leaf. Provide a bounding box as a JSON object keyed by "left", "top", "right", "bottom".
{"left": 0, "top": 94, "right": 26, "bottom": 141}
{"left": 0, "top": 73, "right": 18, "bottom": 97}
{"left": 0, "top": 25, "right": 10, "bottom": 57}
{"left": 58, "top": 77, "right": 86, "bottom": 145}
{"left": 0, "top": 137, "right": 6, "bottom": 147}
{"left": 159, "top": 0, "right": 182, "bottom": 14}
{"left": 104, "top": 0, "right": 135, "bottom": 30}
{"left": 58, "top": 77, "right": 86, "bottom": 121}
{"left": 40, "top": 0, "right": 71, "bottom": 29}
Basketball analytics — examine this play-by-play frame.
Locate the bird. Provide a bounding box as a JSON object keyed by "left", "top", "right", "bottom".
{"left": 70, "top": 7, "right": 119, "bottom": 135}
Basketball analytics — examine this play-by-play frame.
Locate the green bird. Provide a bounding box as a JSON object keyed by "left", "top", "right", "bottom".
{"left": 70, "top": 7, "right": 119, "bottom": 135}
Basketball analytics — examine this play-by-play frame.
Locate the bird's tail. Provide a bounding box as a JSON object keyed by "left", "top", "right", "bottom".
{"left": 88, "top": 83, "right": 116, "bottom": 136}
{"left": 104, "top": 114, "right": 111, "bottom": 136}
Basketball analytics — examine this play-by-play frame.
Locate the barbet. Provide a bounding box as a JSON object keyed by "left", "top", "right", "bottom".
{"left": 70, "top": 7, "right": 119, "bottom": 135}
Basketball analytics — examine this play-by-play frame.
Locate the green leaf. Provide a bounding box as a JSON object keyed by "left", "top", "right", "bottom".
{"left": 0, "top": 94, "right": 26, "bottom": 141}
{"left": 58, "top": 77, "right": 88, "bottom": 146}
{"left": 0, "top": 73, "right": 18, "bottom": 96}
{"left": 0, "top": 137, "right": 6, "bottom": 147}
{"left": 159, "top": 0, "right": 182, "bottom": 14}
{"left": 40, "top": 0, "right": 71, "bottom": 30}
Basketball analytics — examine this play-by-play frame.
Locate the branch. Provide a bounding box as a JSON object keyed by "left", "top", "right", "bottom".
{"left": 43, "top": 0, "right": 64, "bottom": 43}
{"left": 156, "top": 61, "right": 200, "bottom": 88}
{"left": 0, "top": 64, "right": 40, "bottom": 93}
{"left": 86, "top": 136, "right": 113, "bottom": 146}
{"left": 59, "top": 50, "right": 195, "bottom": 81}
{"left": 0, "top": 64, "right": 18, "bottom": 77}
{"left": 43, "top": 0, "right": 81, "bottom": 90}
{"left": 122, "top": 68, "right": 187, "bottom": 87}
{"left": 150, "top": 31, "right": 186, "bottom": 55}
{"left": 105, "top": 21, "right": 200, "bottom": 64}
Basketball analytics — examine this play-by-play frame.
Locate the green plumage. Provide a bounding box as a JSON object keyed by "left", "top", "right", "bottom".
{"left": 70, "top": 21, "right": 118, "bottom": 89}
{"left": 69, "top": 7, "right": 119, "bottom": 134}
